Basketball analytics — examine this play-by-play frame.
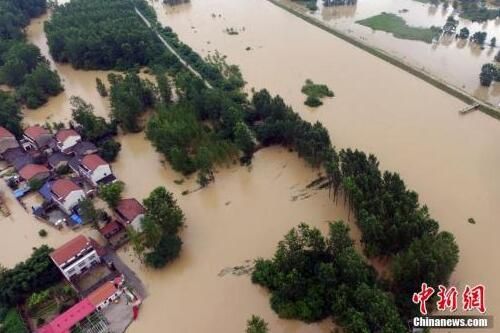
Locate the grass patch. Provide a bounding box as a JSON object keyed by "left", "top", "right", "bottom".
{"left": 302, "top": 79, "right": 334, "bottom": 107}
{"left": 357, "top": 12, "right": 441, "bottom": 44}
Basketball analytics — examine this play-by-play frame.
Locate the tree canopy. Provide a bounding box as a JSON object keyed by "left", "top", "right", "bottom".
{"left": 130, "top": 187, "right": 184, "bottom": 268}
{"left": 0, "top": 0, "right": 63, "bottom": 109}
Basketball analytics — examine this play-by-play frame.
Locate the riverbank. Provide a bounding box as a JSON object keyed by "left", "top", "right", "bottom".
{"left": 268, "top": 0, "right": 500, "bottom": 120}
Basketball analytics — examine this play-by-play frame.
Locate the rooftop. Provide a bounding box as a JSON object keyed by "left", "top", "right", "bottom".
{"left": 51, "top": 235, "right": 92, "bottom": 265}
{"left": 115, "top": 198, "right": 145, "bottom": 222}
{"left": 48, "top": 152, "right": 71, "bottom": 168}
{"left": 37, "top": 298, "right": 95, "bottom": 333}
{"left": 87, "top": 279, "right": 120, "bottom": 307}
{"left": 24, "top": 126, "right": 49, "bottom": 139}
{"left": 51, "top": 179, "right": 82, "bottom": 199}
{"left": 81, "top": 154, "right": 107, "bottom": 171}
{"left": 0, "top": 126, "right": 15, "bottom": 139}
{"left": 99, "top": 220, "right": 123, "bottom": 238}
{"left": 71, "top": 141, "right": 97, "bottom": 156}
{"left": 18, "top": 164, "right": 49, "bottom": 181}
{"left": 55, "top": 129, "right": 80, "bottom": 143}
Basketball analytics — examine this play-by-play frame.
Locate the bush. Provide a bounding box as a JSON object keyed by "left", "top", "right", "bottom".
{"left": 38, "top": 229, "right": 48, "bottom": 237}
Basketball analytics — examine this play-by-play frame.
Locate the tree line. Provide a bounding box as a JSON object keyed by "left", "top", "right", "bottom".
{"left": 0, "top": 0, "right": 63, "bottom": 109}
{"left": 0, "top": 246, "right": 61, "bottom": 311}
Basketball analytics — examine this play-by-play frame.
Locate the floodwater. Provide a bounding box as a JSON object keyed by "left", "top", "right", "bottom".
{"left": 283, "top": 0, "right": 500, "bottom": 106}
{"left": 150, "top": 0, "right": 500, "bottom": 331}
{"left": 1, "top": 1, "right": 497, "bottom": 332}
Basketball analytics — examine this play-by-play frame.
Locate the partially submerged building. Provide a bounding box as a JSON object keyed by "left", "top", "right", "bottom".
{"left": 18, "top": 164, "right": 50, "bottom": 183}
{"left": 55, "top": 129, "right": 81, "bottom": 154}
{"left": 50, "top": 179, "right": 86, "bottom": 215}
{"left": 22, "top": 126, "right": 52, "bottom": 151}
{"left": 115, "top": 198, "right": 145, "bottom": 231}
{"left": 70, "top": 154, "right": 115, "bottom": 186}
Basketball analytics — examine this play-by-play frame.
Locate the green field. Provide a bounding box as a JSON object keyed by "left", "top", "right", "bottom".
{"left": 357, "top": 12, "right": 441, "bottom": 43}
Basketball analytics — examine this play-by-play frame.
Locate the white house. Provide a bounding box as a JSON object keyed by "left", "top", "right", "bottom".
{"left": 50, "top": 235, "right": 101, "bottom": 280}
{"left": 50, "top": 179, "right": 86, "bottom": 214}
{"left": 71, "top": 154, "right": 114, "bottom": 186}
{"left": 55, "top": 129, "right": 81, "bottom": 153}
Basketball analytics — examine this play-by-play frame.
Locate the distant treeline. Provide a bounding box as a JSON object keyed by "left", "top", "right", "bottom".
{"left": 44, "top": 0, "right": 460, "bottom": 330}
{"left": 0, "top": 0, "right": 63, "bottom": 110}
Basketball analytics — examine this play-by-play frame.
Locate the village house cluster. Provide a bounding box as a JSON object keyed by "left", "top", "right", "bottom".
{"left": 37, "top": 235, "right": 142, "bottom": 333}
{"left": 0, "top": 124, "right": 148, "bottom": 332}
{"left": 0, "top": 124, "right": 145, "bottom": 244}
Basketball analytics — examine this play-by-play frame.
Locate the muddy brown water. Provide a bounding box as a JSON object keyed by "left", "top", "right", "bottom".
{"left": 283, "top": 0, "right": 500, "bottom": 106}
{"left": 0, "top": 1, "right": 497, "bottom": 332}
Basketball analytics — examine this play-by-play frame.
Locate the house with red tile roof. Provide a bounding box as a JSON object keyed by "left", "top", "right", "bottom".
{"left": 18, "top": 164, "right": 50, "bottom": 182}
{"left": 37, "top": 277, "right": 124, "bottom": 333}
{"left": 87, "top": 276, "right": 123, "bottom": 310}
{"left": 55, "top": 129, "right": 81, "bottom": 153}
{"left": 69, "top": 154, "right": 115, "bottom": 186}
{"left": 115, "top": 198, "right": 145, "bottom": 231}
{"left": 0, "top": 126, "right": 19, "bottom": 156}
{"left": 37, "top": 298, "right": 95, "bottom": 333}
{"left": 22, "top": 125, "right": 52, "bottom": 151}
{"left": 50, "top": 179, "right": 86, "bottom": 214}
{"left": 50, "top": 235, "right": 101, "bottom": 280}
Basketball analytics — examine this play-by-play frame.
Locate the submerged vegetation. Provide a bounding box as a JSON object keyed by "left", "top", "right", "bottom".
{"left": 301, "top": 79, "right": 334, "bottom": 107}
{"left": 129, "top": 187, "right": 184, "bottom": 268}
{"left": 357, "top": 12, "right": 441, "bottom": 44}
{"left": 0, "top": 0, "right": 63, "bottom": 109}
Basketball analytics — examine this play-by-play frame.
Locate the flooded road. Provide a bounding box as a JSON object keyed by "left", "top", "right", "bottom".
{"left": 1, "top": 1, "right": 497, "bottom": 332}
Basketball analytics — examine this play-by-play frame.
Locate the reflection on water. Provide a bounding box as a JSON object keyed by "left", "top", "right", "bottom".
{"left": 309, "top": 0, "right": 500, "bottom": 105}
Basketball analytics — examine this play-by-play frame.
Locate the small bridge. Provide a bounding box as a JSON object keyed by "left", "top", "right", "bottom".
{"left": 459, "top": 103, "right": 480, "bottom": 115}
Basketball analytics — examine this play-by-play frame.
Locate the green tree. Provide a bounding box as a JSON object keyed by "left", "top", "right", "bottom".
{"left": 96, "top": 77, "right": 108, "bottom": 97}
{"left": 0, "top": 91, "right": 22, "bottom": 136}
{"left": 479, "top": 63, "right": 497, "bottom": 87}
{"left": 79, "top": 197, "right": 98, "bottom": 225}
{"left": 392, "top": 231, "right": 459, "bottom": 317}
{"left": 98, "top": 139, "right": 121, "bottom": 162}
{"left": 234, "top": 121, "right": 255, "bottom": 161}
{"left": 132, "top": 187, "right": 185, "bottom": 269}
{"left": 246, "top": 315, "right": 269, "bottom": 333}
{"left": 99, "top": 181, "right": 125, "bottom": 208}
{"left": 71, "top": 96, "right": 116, "bottom": 142}
{"left": 156, "top": 72, "right": 172, "bottom": 105}
{"left": 110, "top": 72, "right": 154, "bottom": 132}
{"left": 458, "top": 27, "right": 469, "bottom": 39}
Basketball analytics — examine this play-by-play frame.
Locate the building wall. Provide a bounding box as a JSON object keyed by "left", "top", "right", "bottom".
{"left": 56, "top": 190, "right": 86, "bottom": 214}
{"left": 130, "top": 214, "right": 144, "bottom": 232}
{"left": 90, "top": 164, "right": 112, "bottom": 185}
{"left": 0, "top": 137, "right": 19, "bottom": 155}
{"left": 95, "top": 289, "right": 123, "bottom": 311}
{"left": 61, "top": 249, "right": 100, "bottom": 280}
{"left": 59, "top": 135, "right": 81, "bottom": 153}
